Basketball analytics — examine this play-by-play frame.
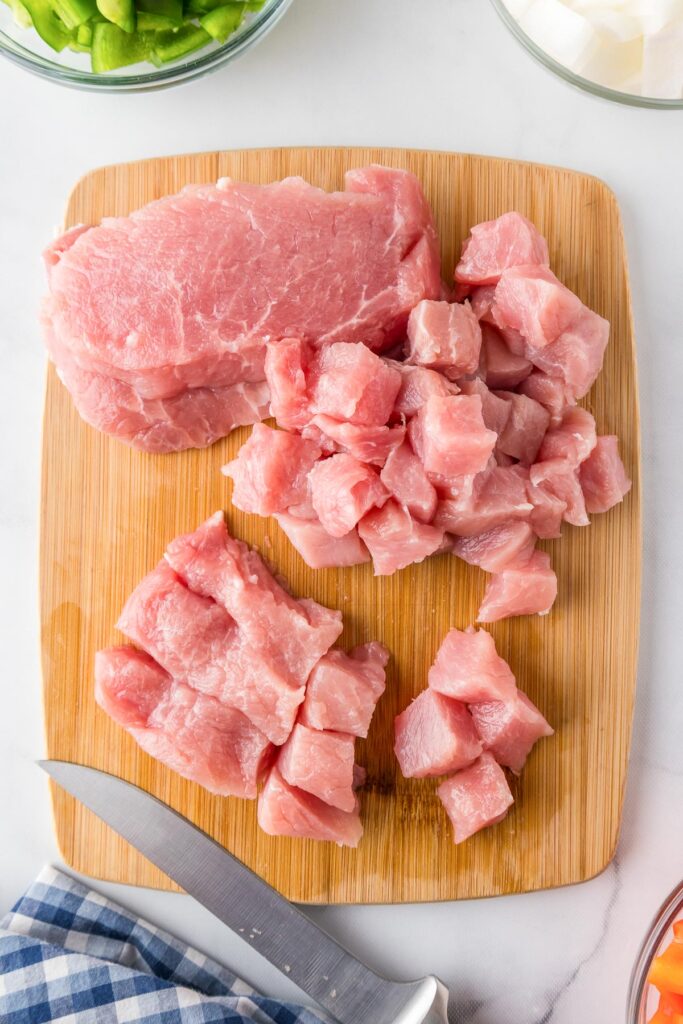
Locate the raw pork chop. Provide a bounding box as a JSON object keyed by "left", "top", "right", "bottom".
{"left": 95, "top": 646, "right": 272, "bottom": 798}
{"left": 300, "top": 643, "right": 388, "bottom": 737}
{"left": 257, "top": 765, "right": 363, "bottom": 847}
{"left": 454, "top": 212, "right": 550, "bottom": 286}
{"left": 477, "top": 550, "right": 558, "bottom": 623}
{"left": 470, "top": 692, "right": 554, "bottom": 774}
{"left": 405, "top": 300, "right": 482, "bottom": 378}
{"left": 274, "top": 513, "right": 370, "bottom": 569}
{"left": 427, "top": 627, "right": 517, "bottom": 704}
{"left": 579, "top": 436, "right": 631, "bottom": 513}
{"left": 394, "top": 689, "right": 482, "bottom": 778}
{"left": 43, "top": 167, "right": 441, "bottom": 396}
{"left": 437, "top": 752, "right": 514, "bottom": 843}
{"left": 222, "top": 423, "right": 321, "bottom": 516}
{"left": 278, "top": 724, "right": 357, "bottom": 811}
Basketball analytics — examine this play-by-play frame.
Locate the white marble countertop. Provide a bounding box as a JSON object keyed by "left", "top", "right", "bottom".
{"left": 1, "top": 1, "right": 681, "bottom": 1020}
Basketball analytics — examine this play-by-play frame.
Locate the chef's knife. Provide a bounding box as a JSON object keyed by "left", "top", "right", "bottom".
{"left": 40, "top": 761, "right": 449, "bottom": 1024}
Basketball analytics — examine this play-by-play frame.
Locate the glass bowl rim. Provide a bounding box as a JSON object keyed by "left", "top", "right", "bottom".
{"left": 628, "top": 878, "right": 683, "bottom": 1023}
{"left": 489, "top": 0, "right": 683, "bottom": 110}
{"left": 0, "top": 0, "right": 291, "bottom": 91}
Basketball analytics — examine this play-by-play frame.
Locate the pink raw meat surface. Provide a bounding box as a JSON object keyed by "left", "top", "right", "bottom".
{"left": 517, "top": 371, "right": 575, "bottom": 424}
{"left": 529, "top": 458, "right": 589, "bottom": 527}
{"left": 264, "top": 338, "right": 312, "bottom": 431}
{"left": 405, "top": 299, "right": 482, "bottom": 378}
{"left": 579, "top": 435, "right": 632, "bottom": 513}
{"left": 494, "top": 391, "right": 550, "bottom": 465}
{"left": 492, "top": 266, "right": 584, "bottom": 352}
{"left": 434, "top": 466, "right": 532, "bottom": 537}
{"left": 524, "top": 306, "right": 610, "bottom": 400}
{"left": 257, "top": 765, "right": 363, "bottom": 847}
{"left": 454, "top": 212, "right": 549, "bottom": 286}
{"left": 43, "top": 167, "right": 440, "bottom": 398}
{"left": 222, "top": 423, "right": 321, "bottom": 515}
{"left": 427, "top": 627, "right": 517, "bottom": 704}
{"left": 165, "top": 512, "right": 342, "bottom": 689}
{"left": 278, "top": 723, "right": 356, "bottom": 811}
{"left": 301, "top": 643, "right": 388, "bottom": 737}
{"left": 480, "top": 325, "right": 532, "bottom": 389}
{"left": 452, "top": 521, "right": 537, "bottom": 573}
{"left": 537, "top": 406, "right": 597, "bottom": 466}
{"left": 437, "top": 752, "right": 514, "bottom": 844}
{"left": 95, "top": 646, "right": 272, "bottom": 798}
{"left": 394, "top": 689, "right": 483, "bottom": 779}
{"left": 470, "top": 692, "right": 553, "bottom": 774}
{"left": 527, "top": 480, "right": 567, "bottom": 540}
{"left": 388, "top": 361, "right": 459, "bottom": 418}
{"left": 477, "top": 549, "right": 558, "bottom": 623}
{"left": 457, "top": 379, "right": 511, "bottom": 438}
{"left": 410, "top": 394, "right": 497, "bottom": 479}
{"left": 310, "top": 416, "right": 405, "bottom": 467}
{"left": 358, "top": 499, "right": 444, "bottom": 575}
{"left": 309, "top": 454, "right": 388, "bottom": 537}
{"left": 274, "top": 513, "right": 370, "bottom": 568}
{"left": 309, "top": 342, "right": 402, "bottom": 426}
{"left": 380, "top": 441, "right": 438, "bottom": 523}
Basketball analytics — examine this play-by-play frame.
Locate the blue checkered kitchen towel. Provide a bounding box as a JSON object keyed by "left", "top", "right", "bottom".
{"left": 0, "top": 866, "right": 328, "bottom": 1024}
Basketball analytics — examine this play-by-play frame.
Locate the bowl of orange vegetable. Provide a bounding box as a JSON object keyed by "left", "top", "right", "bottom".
{"left": 630, "top": 881, "right": 683, "bottom": 1022}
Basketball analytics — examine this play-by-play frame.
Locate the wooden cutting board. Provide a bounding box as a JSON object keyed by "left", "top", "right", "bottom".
{"left": 41, "top": 147, "right": 640, "bottom": 904}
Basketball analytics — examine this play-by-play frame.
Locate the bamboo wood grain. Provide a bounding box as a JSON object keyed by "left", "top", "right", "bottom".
{"left": 40, "top": 147, "right": 641, "bottom": 904}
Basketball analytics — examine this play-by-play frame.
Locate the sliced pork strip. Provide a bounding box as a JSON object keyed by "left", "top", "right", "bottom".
{"left": 394, "top": 689, "right": 483, "bottom": 779}
{"left": 427, "top": 627, "right": 517, "bottom": 704}
{"left": 477, "top": 550, "right": 558, "bottom": 623}
{"left": 405, "top": 299, "right": 482, "bottom": 378}
{"left": 257, "top": 765, "right": 363, "bottom": 847}
{"left": 301, "top": 644, "right": 388, "bottom": 737}
{"left": 274, "top": 513, "right": 371, "bottom": 569}
{"left": 222, "top": 424, "right": 322, "bottom": 516}
{"left": 95, "top": 646, "right": 273, "bottom": 798}
{"left": 470, "top": 692, "right": 554, "bottom": 775}
{"left": 579, "top": 435, "right": 632, "bottom": 513}
{"left": 278, "top": 724, "right": 357, "bottom": 812}
{"left": 454, "top": 212, "right": 549, "bottom": 286}
{"left": 437, "top": 752, "right": 514, "bottom": 844}
{"left": 309, "top": 454, "right": 389, "bottom": 538}
{"left": 358, "top": 499, "right": 444, "bottom": 576}
{"left": 165, "top": 512, "right": 343, "bottom": 689}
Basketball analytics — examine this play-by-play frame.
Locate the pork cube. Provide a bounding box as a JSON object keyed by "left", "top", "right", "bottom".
{"left": 470, "top": 284, "right": 497, "bottom": 322}
{"left": 579, "top": 435, "right": 632, "bottom": 513}
{"left": 388, "top": 360, "right": 459, "bottom": 418}
{"left": 427, "top": 627, "right": 517, "bottom": 703}
{"left": 527, "top": 480, "right": 567, "bottom": 540}
{"left": 537, "top": 406, "right": 597, "bottom": 467}
{"left": 480, "top": 324, "right": 532, "bottom": 389}
{"left": 274, "top": 513, "right": 370, "bottom": 569}
{"left": 309, "top": 453, "right": 388, "bottom": 538}
{"left": 301, "top": 643, "right": 388, "bottom": 737}
{"left": 264, "top": 337, "right": 313, "bottom": 430}
{"left": 457, "top": 378, "right": 512, "bottom": 438}
{"left": 222, "top": 423, "right": 321, "bottom": 516}
{"left": 394, "top": 689, "right": 483, "bottom": 778}
{"left": 405, "top": 299, "right": 482, "bottom": 378}
{"left": 452, "top": 521, "right": 536, "bottom": 573}
{"left": 455, "top": 212, "right": 550, "bottom": 286}
{"left": 309, "top": 342, "right": 401, "bottom": 426}
{"left": 434, "top": 465, "right": 532, "bottom": 537}
{"left": 278, "top": 724, "right": 357, "bottom": 811}
{"left": 470, "top": 692, "right": 554, "bottom": 774}
{"left": 526, "top": 306, "right": 609, "bottom": 400}
{"left": 477, "top": 550, "right": 558, "bottom": 623}
{"left": 380, "top": 441, "right": 438, "bottom": 523}
{"left": 437, "top": 752, "right": 514, "bottom": 843}
{"left": 358, "top": 499, "right": 444, "bottom": 575}
{"left": 411, "top": 394, "right": 497, "bottom": 478}
{"left": 258, "top": 765, "right": 363, "bottom": 847}
{"left": 517, "top": 370, "right": 576, "bottom": 424}
{"left": 530, "top": 458, "right": 589, "bottom": 527}
{"left": 311, "top": 415, "right": 405, "bottom": 467}
{"left": 495, "top": 391, "right": 551, "bottom": 465}
{"left": 492, "top": 265, "right": 583, "bottom": 350}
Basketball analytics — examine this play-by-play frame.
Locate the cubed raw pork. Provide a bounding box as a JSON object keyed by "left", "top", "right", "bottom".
{"left": 525, "top": 306, "right": 610, "bottom": 400}
{"left": 427, "top": 627, "right": 516, "bottom": 703}
{"left": 278, "top": 723, "right": 357, "bottom": 811}
{"left": 480, "top": 324, "right": 532, "bottom": 390}
{"left": 380, "top": 441, "right": 438, "bottom": 523}
{"left": 309, "top": 454, "right": 388, "bottom": 538}
{"left": 517, "top": 370, "right": 575, "bottom": 424}
{"left": 410, "top": 395, "right": 497, "bottom": 478}
{"left": 470, "top": 284, "right": 497, "bottom": 323}
{"left": 437, "top": 752, "right": 514, "bottom": 843}
{"left": 452, "top": 521, "right": 536, "bottom": 573}
{"left": 537, "top": 406, "right": 597, "bottom": 467}
{"left": 470, "top": 692, "right": 553, "bottom": 774}
{"left": 527, "top": 480, "right": 567, "bottom": 540}
{"left": 388, "top": 361, "right": 459, "bottom": 418}
{"left": 258, "top": 765, "right": 363, "bottom": 847}
{"left": 529, "top": 459, "right": 589, "bottom": 527}
{"left": 222, "top": 423, "right": 321, "bottom": 516}
{"left": 405, "top": 299, "right": 482, "bottom": 378}
{"left": 477, "top": 550, "right": 558, "bottom": 623}
{"left": 495, "top": 391, "right": 551, "bottom": 465}
{"left": 274, "top": 513, "right": 370, "bottom": 569}
{"left": 358, "top": 499, "right": 444, "bottom": 575}
{"left": 492, "top": 265, "right": 584, "bottom": 351}
{"left": 457, "top": 378, "right": 512, "bottom": 438}
{"left": 301, "top": 643, "right": 388, "bottom": 737}
{"left": 95, "top": 646, "right": 272, "bottom": 798}
{"left": 434, "top": 466, "right": 532, "bottom": 537}
{"left": 311, "top": 415, "right": 405, "bottom": 467}
{"left": 264, "top": 337, "right": 312, "bottom": 431}
{"left": 309, "top": 342, "right": 401, "bottom": 426}
{"left": 455, "top": 212, "right": 550, "bottom": 286}
{"left": 579, "top": 435, "right": 632, "bottom": 513}
{"left": 394, "top": 689, "right": 482, "bottom": 778}
{"left": 165, "top": 512, "right": 343, "bottom": 691}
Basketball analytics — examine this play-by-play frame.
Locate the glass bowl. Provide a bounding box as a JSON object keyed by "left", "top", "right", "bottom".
{"left": 628, "top": 879, "right": 683, "bottom": 1023}
{"left": 0, "top": 0, "right": 291, "bottom": 91}
{"left": 490, "top": 0, "right": 683, "bottom": 110}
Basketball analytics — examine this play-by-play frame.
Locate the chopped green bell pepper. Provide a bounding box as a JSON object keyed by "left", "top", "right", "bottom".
{"left": 152, "top": 20, "right": 209, "bottom": 60}
{"left": 199, "top": 1, "right": 242, "bottom": 41}
{"left": 90, "top": 19, "right": 150, "bottom": 69}
{"left": 20, "top": 0, "right": 70, "bottom": 50}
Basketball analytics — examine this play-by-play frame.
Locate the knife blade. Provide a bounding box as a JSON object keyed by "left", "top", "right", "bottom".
{"left": 40, "top": 761, "right": 449, "bottom": 1024}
